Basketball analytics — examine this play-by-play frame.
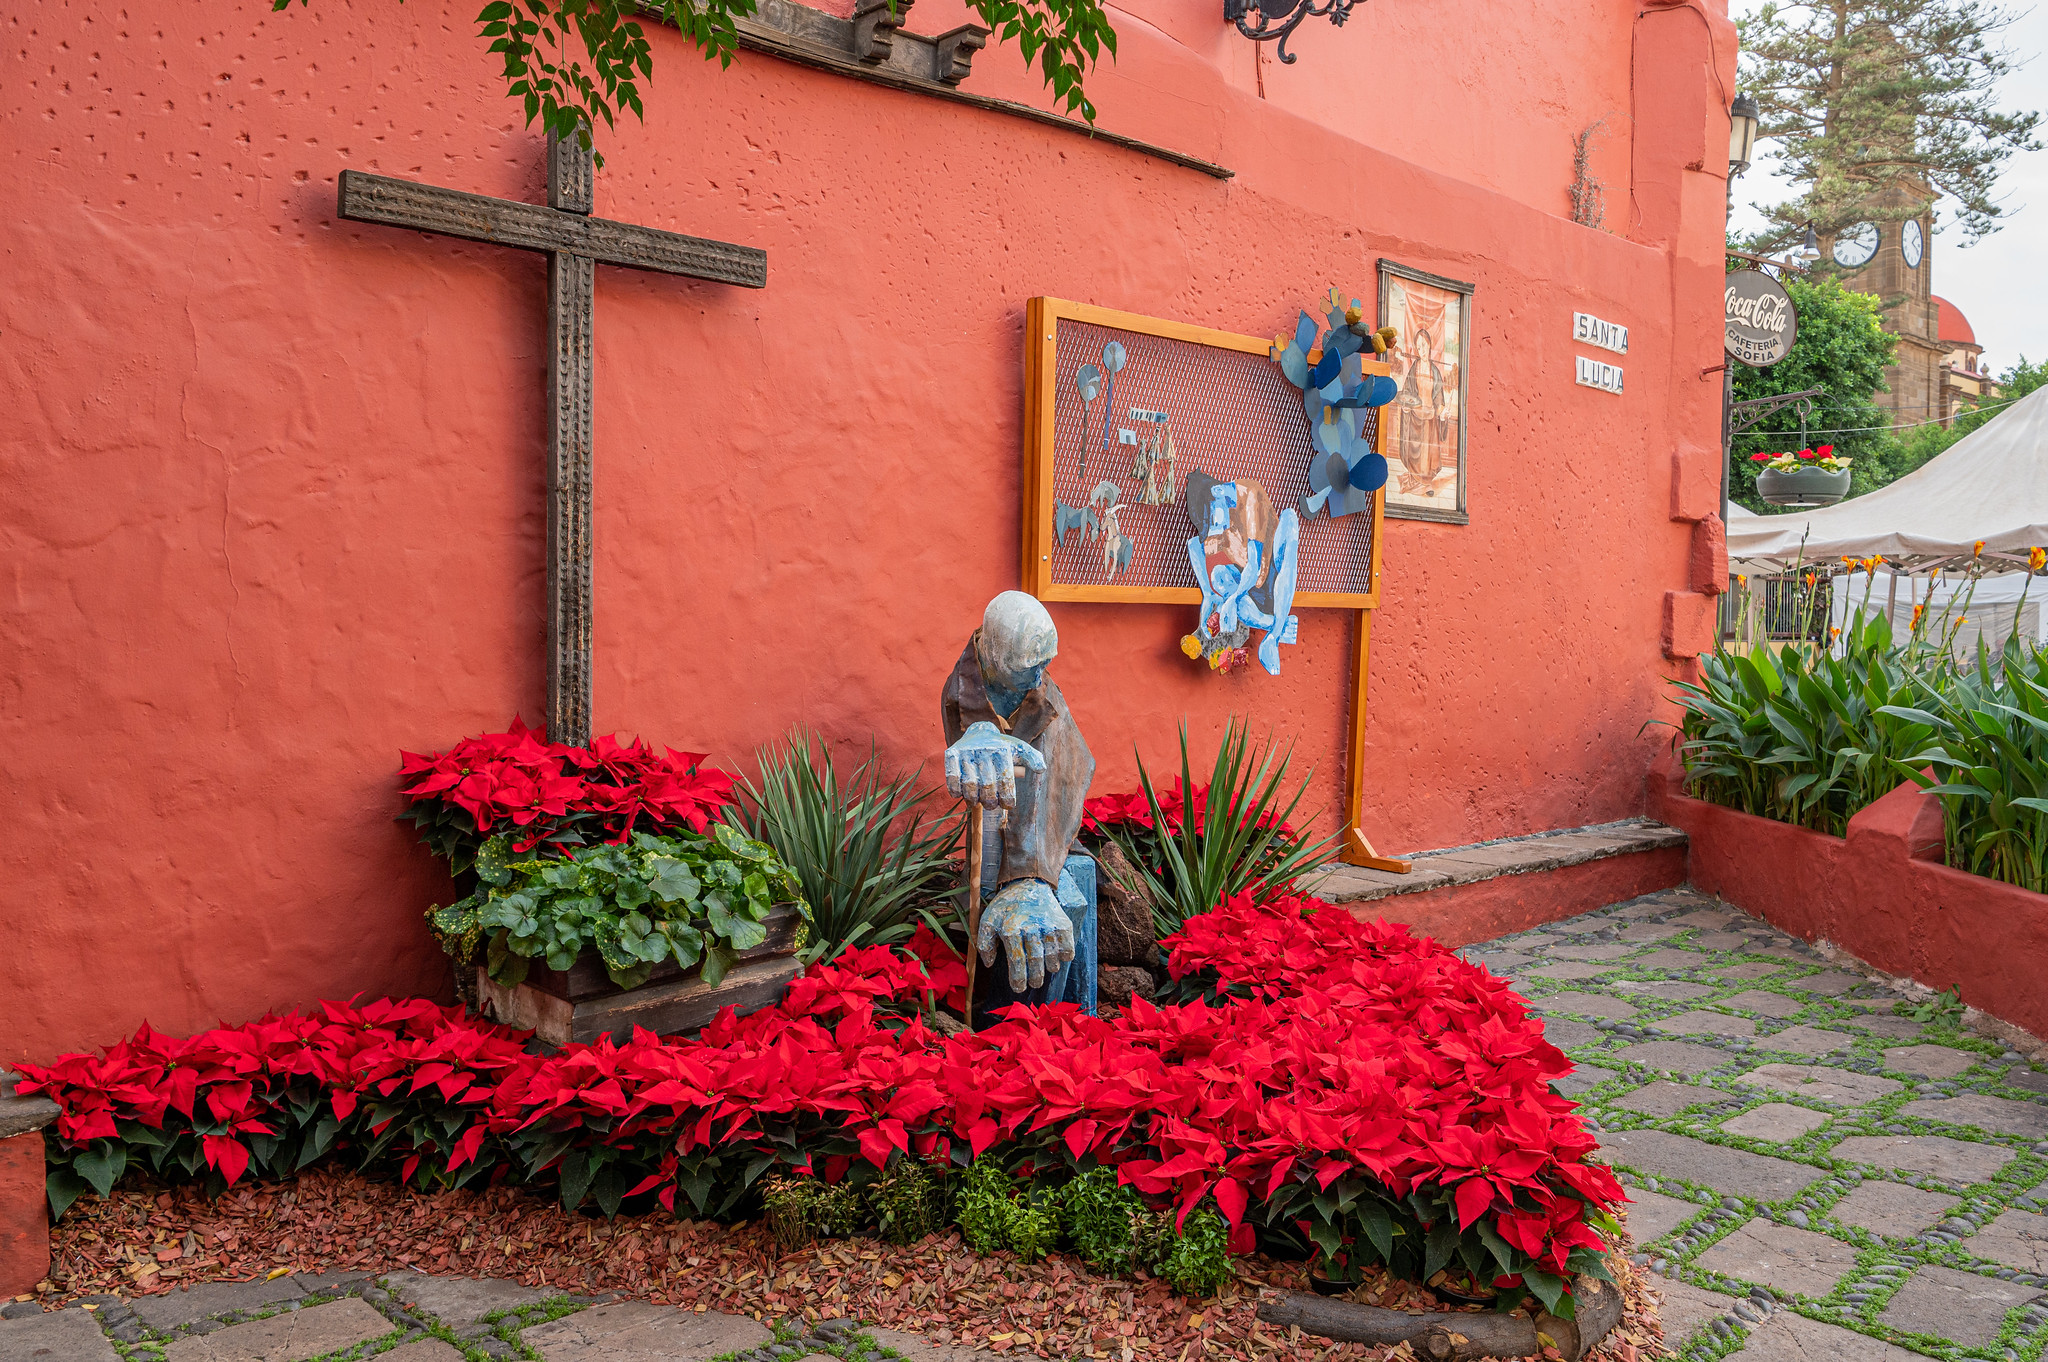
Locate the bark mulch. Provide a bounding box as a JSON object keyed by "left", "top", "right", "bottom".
{"left": 32, "top": 1169, "right": 1669, "bottom": 1361}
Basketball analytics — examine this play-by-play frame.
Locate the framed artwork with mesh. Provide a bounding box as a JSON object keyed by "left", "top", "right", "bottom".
{"left": 1020, "top": 297, "right": 1385, "bottom": 609}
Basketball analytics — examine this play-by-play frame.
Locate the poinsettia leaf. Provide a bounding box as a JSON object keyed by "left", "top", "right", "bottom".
{"left": 1475, "top": 1219, "right": 1516, "bottom": 1277}
{"left": 1524, "top": 1268, "right": 1572, "bottom": 1319}
{"left": 1425, "top": 1217, "right": 1459, "bottom": 1282}
{"left": 1358, "top": 1199, "right": 1394, "bottom": 1264}
{"left": 560, "top": 1151, "right": 599, "bottom": 1211}
{"left": 46, "top": 1168, "right": 87, "bottom": 1221}
{"left": 73, "top": 1142, "right": 126, "bottom": 1197}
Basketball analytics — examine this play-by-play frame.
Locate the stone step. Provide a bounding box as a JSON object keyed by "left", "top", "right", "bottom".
{"left": 1317, "top": 818, "right": 1688, "bottom": 904}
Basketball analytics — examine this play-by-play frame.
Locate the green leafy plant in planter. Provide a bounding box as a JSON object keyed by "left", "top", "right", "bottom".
{"left": 428, "top": 824, "right": 804, "bottom": 990}
{"left": 1090, "top": 720, "right": 1335, "bottom": 937}
{"left": 1888, "top": 636, "right": 2048, "bottom": 892}
{"left": 1666, "top": 609, "right": 1940, "bottom": 835}
{"left": 741, "top": 729, "right": 963, "bottom": 964}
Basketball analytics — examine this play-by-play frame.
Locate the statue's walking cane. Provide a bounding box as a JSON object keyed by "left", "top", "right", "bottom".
{"left": 962, "top": 758, "right": 1031, "bottom": 1034}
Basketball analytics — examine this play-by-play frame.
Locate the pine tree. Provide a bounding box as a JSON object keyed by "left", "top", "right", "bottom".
{"left": 1738, "top": 0, "right": 2041, "bottom": 244}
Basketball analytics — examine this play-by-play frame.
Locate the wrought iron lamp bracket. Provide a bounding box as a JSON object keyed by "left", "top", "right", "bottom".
{"left": 1730, "top": 387, "right": 1824, "bottom": 445}
{"left": 1223, "top": 0, "right": 1367, "bottom": 64}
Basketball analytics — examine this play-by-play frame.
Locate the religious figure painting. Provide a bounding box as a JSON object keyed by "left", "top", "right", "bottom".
{"left": 1378, "top": 261, "right": 1474, "bottom": 525}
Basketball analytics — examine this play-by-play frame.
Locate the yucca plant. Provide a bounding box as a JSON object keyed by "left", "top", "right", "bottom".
{"left": 740, "top": 730, "right": 962, "bottom": 964}
{"left": 1100, "top": 720, "right": 1335, "bottom": 937}
{"left": 1885, "top": 639, "right": 2048, "bottom": 893}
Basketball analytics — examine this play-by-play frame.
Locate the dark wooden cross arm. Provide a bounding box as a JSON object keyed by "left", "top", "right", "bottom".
{"left": 336, "top": 169, "right": 767, "bottom": 288}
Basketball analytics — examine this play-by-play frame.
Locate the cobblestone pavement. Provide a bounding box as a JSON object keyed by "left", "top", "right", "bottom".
{"left": 1466, "top": 885, "right": 2048, "bottom": 1361}
{"left": 0, "top": 1270, "right": 996, "bottom": 1362}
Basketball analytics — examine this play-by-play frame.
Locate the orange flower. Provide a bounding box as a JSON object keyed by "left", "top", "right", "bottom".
{"left": 1804, "top": 572, "right": 1817, "bottom": 587}
{"left": 1974, "top": 540, "right": 1986, "bottom": 557}
{"left": 1737, "top": 574, "right": 1749, "bottom": 586}
{"left": 2030, "top": 547, "right": 2046, "bottom": 572}
{"left": 1830, "top": 627, "right": 1842, "bottom": 639}
{"left": 1912, "top": 604, "right": 1926, "bottom": 627}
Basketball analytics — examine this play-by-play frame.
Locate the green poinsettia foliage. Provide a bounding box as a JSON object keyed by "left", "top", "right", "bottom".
{"left": 430, "top": 824, "right": 806, "bottom": 990}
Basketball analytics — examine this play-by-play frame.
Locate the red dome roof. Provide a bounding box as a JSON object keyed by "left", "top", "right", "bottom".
{"left": 1933, "top": 295, "right": 1977, "bottom": 346}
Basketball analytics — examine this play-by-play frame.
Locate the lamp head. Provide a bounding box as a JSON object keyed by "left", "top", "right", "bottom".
{"left": 1728, "top": 93, "right": 1760, "bottom": 176}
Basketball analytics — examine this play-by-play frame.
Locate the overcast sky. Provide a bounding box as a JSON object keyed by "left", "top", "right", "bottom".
{"left": 1726, "top": 0, "right": 2048, "bottom": 382}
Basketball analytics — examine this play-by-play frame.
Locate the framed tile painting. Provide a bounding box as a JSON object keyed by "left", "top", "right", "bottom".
{"left": 1377, "top": 260, "right": 1473, "bottom": 524}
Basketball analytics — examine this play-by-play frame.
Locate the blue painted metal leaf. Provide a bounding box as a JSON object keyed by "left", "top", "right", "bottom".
{"left": 1316, "top": 409, "right": 1342, "bottom": 453}
{"left": 1075, "top": 363, "right": 1103, "bottom": 403}
{"left": 1362, "top": 374, "right": 1397, "bottom": 408}
{"left": 1101, "top": 341, "right": 1127, "bottom": 374}
{"left": 1348, "top": 451, "right": 1390, "bottom": 492}
{"left": 1294, "top": 311, "right": 1318, "bottom": 353}
{"left": 1325, "top": 451, "right": 1351, "bottom": 492}
{"left": 1308, "top": 348, "right": 1342, "bottom": 389}
{"left": 1279, "top": 344, "right": 1309, "bottom": 388}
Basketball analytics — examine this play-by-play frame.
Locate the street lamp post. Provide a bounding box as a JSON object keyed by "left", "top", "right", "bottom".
{"left": 1721, "top": 94, "right": 1761, "bottom": 636}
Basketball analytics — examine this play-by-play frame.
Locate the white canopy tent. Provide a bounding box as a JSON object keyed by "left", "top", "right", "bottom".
{"left": 1726, "top": 383, "right": 2048, "bottom": 576}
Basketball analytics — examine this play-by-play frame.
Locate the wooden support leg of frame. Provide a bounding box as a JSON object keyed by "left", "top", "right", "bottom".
{"left": 1348, "top": 827, "right": 1412, "bottom": 874}
{"left": 1340, "top": 604, "right": 1411, "bottom": 874}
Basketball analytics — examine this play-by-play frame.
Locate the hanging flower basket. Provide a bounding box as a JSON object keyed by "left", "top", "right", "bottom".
{"left": 1751, "top": 445, "right": 1852, "bottom": 507}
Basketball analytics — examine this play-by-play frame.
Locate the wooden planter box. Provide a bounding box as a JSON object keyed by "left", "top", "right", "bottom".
{"left": 475, "top": 904, "right": 804, "bottom": 1046}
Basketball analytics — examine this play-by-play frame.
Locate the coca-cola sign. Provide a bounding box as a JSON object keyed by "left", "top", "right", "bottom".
{"left": 1725, "top": 269, "right": 1797, "bottom": 366}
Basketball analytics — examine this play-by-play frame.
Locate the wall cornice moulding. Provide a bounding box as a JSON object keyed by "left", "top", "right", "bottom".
{"left": 636, "top": 0, "right": 1233, "bottom": 179}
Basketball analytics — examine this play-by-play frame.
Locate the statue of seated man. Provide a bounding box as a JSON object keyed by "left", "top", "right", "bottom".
{"left": 941, "top": 591, "right": 1096, "bottom": 997}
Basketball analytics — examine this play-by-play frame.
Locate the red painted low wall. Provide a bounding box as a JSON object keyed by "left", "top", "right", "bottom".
{"left": 0, "top": 1134, "right": 48, "bottom": 1296}
{"left": 1649, "top": 755, "right": 2048, "bottom": 1042}
{"left": 1345, "top": 846, "right": 1689, "bottom": 950}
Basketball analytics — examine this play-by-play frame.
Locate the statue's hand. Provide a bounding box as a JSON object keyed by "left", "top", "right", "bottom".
{"left": 977, "top": 878, "right": 1075, "bottom": 992}
{"left": 945, "top": 721, "right": 1046, "bottom": 809}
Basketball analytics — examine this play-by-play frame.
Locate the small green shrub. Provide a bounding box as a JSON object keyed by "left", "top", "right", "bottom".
{"left": 761, "top": 1174, "right": 822, "bottom": 1250}
{"left": 1147, "top": 1205, "right": 1234, "bottom": 1298}
{"left": 953, "top": 1159, "right": 1064, "bottom": 1263}
{"left": 1062, "top": 1165, "right": 1145, "bottom": 1273}
{"left": 1006, "top": 1186, "right": 1063, "bottom": 1263}
{"left": 758, "top": 1173, "right": 870, "bottom": 1249}
{"left": 955, "top": 1159, "right": 1014, "bottom": 1256}
{"left": 870, "top": 1163, "right": 949, "bottom": 1245}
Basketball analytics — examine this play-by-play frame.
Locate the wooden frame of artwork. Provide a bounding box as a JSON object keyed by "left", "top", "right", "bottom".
{"left": 1377, "top": 260, "right": 1474, "bottom": 526}
{"left": 1020, "top": 296, "right": 1385, "bottom": 608}
{"left": 1019, "top": 295, "right": 1403, "bottom": 872}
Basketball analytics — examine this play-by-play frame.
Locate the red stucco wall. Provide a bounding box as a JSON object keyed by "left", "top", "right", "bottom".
{"left": 1, "top": 1, "right": 1736, "bottom": 1060}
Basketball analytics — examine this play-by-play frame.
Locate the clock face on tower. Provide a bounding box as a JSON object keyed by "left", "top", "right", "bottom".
{"left": 1832, "top": 222, "right": 1880, "bottom": 268}
{"left": 1903, "top": 219, "right": 1925, "bottom": 269}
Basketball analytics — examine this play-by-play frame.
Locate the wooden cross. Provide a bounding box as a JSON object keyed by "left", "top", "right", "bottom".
{"left": 337, "top": 134, "right": 767, "bottom": 747}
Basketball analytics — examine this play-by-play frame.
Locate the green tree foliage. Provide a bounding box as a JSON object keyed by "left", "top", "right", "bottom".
{"left": 1729, "top": 273, "right": 1898, "bottom": 511}
{"left": 1737, "top": 0, "right": 2041, "bottom": 244}
{"left": 274, "top": 0, "right": 1117, "bottom": 163}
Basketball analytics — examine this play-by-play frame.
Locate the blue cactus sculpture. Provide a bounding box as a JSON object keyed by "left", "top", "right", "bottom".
{"left": 1270, "top": 288, "right": 1398, "bottom": 520}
